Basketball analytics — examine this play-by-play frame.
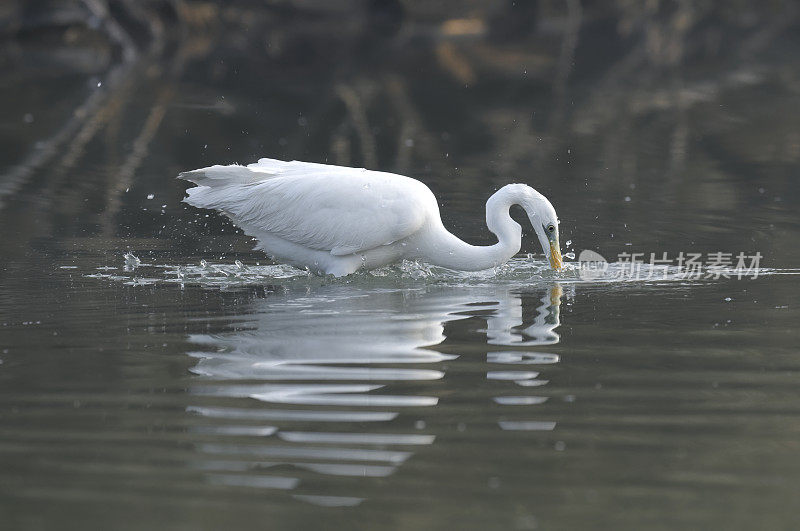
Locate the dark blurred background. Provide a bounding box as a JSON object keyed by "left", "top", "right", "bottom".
{"left": 1, "top": 0, "right": 798, "bottom": 264}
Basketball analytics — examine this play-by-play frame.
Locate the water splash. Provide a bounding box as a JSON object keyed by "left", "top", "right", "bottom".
{"left": 122, "top": 252, "right": 141, "bottom": 268}
{"left": 80, "top": 254, "right": 793, "bottom": 290}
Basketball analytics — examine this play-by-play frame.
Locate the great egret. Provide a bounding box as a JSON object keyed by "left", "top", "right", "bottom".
{"left": 179, "top": 158, "right": 562, "bottom": 276}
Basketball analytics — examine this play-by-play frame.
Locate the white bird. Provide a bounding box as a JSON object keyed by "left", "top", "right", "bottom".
{"left": 179, "top": 158, "right": 563, "bottom": 277}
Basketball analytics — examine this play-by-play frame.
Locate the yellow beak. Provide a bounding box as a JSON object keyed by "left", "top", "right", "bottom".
{"left": 549, "top": 241, "right": 563, "bottom": 270}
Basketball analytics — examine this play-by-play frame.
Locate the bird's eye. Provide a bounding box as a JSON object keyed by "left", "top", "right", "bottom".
{"left": 547, "top": 224, "right": 555, "bottom": 233}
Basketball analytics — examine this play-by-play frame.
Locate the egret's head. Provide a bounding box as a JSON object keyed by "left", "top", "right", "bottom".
{"left": 521, "top": 187, "right": 562, "bottom": 270}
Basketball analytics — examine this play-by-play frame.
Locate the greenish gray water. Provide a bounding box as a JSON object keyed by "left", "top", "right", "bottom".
{"left": 2, "top": 2, "right": 800, "bottom": 530}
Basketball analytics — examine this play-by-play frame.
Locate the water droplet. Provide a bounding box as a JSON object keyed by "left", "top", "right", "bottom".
{"left": 200, "top": 259, "right": 208, "bottom": 268}
{"left": 624, "top": 196, "right": 631, "bottom": 202}
{"left": 123, "top": 252, "right": 141, "bottom": 266}
{"left": 724, "top": 297, "right": 732, "bottom": 302}
{"left": 146, "top": 194, "right": 154, "bottom": 200}
{"left": 565, "top": 240, "right": 572, "bottom": 246}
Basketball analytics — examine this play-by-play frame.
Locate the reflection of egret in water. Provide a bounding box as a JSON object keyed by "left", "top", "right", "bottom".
{"left": 186, "top": 284, "right": 564, "bottom": 506}
{"left": 487, "top": 286, "right": 562, "bottom": 432}
{"left": 486, "top": 286, "right": 561, "bottom": 346}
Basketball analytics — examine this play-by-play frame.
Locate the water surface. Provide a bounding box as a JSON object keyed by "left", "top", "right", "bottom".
{"left": 2, "top": 2, "right": 800, "bottom": 530}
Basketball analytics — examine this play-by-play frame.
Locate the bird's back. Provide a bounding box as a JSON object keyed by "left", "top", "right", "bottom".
{"left": 179, "top": 158, "right": 437, "bottom": 256}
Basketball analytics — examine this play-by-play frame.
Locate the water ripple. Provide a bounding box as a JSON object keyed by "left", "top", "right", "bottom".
{"left": 183, "top": 284, "right": 565, "bottom": 504}
{"left": 83, "top": 254, "right": 791, "bottom": 290}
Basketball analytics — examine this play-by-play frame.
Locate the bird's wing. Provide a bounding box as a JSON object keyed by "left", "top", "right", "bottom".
{"left": 180, "top": 159, "right": 434, "bottom": 255}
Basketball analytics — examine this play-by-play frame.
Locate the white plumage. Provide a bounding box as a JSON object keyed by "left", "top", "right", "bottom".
{"left": 179, "top": 158, "right": 562, "bottom": 276}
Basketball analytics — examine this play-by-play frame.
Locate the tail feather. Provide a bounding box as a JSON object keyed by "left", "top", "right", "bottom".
{"left": 179, "top": 164, "right": 261, "bottom": 214}
{"left": 177, "top": 164, "right": 258, "bottom": 187}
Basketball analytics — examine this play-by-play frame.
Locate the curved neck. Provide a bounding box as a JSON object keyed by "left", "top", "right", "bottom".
{"left": 417, "top": 188, "right": 523, "bottom": 271}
